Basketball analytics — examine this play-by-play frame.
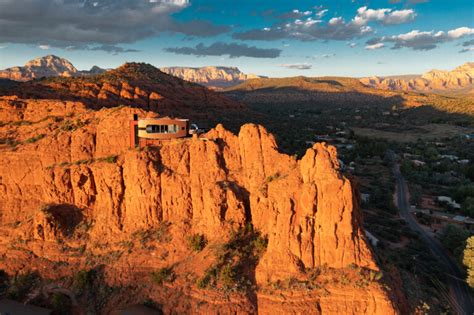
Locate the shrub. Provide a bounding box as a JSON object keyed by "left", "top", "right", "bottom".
{"left": 97, "top": 155, "right": 118, "bottom": 163}
{"left": 186, "top": 234, "right": 207, "bottom": 252}
{"left": 0, "top": 270, "right": 8, "bottom": 296}
{"left": 6, "top": 271, "right": 40, "bottom": 300}
{"left": 24, "top": 134, "right": 45, "bottom": 144}
{"left": 219, "top": 264, "right": 236, "bottom": 289}
{"left": 196, "top": 224, "right": 268, "bottom": 292}
{"left": 150, "top": 267, "right": 175, "bottom": 285}
{"left": 51, "top": 292, "right": 72, "bottom": 315}
{"left": 439, "top": 224, "right": 469, "bottom": 250}
{"left": 73, "top": 269, "right": 96, "bottom": 295}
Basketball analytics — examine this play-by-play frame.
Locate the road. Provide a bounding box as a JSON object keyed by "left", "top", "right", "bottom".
{"left": 393, "top": 164, "right": 474, "bottom": 314}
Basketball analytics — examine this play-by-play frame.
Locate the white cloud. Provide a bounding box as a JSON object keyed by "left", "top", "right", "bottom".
{"left": 384, "top": 9, "right": 417, "bottom": 24}
{"left": 38, "top": 44, "right": 50, "bottom": 50}
{"left": 353, "top": 6, "right": 416, "bottom": 26}
{"left": 322, "top": 53, "right": 336, "bottom": 58}
{"left": 394, "top": 30, "right": 439, "bottom": 41}
{"left": 365, "top": 43, "right": 384, "bottom": 50}
{"left": 447, "top": 27, "right": 474, "bottom": 39}
{"left": 279, "top": 63, "right": 312, "bottom": 70}
{"left": 353, "top": 7, "right": 390, "bottom": 26}
{"left": 348, "top": 42, "right": 357, "bottom": 48}
{"left": 304, "top": 18, "right": 321, "bottom": 26}
{"left": 369, "top": 26, "right": 474, "bottom": 50}
{"left": 234, "top": 6, "right": 412, "bottom": 43}
{"left": 315, "top": 9, "right": 328, "bottom": 18}
{"left": 329, "top": 17, "right": 343, "bottom": 25}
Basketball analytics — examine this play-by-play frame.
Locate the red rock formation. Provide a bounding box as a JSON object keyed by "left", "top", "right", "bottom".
{"left": 360, "top": 62, "right": 474, "bottom": 92}
{"left": 0, "top": 98, "right": 400, "bottom": 314}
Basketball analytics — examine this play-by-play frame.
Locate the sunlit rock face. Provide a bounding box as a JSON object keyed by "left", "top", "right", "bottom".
{"left": 360, "top": 62, "right": 474, "bottom": 92}
{"left": 0, "top": 97, "right": 400, "bottom": 313}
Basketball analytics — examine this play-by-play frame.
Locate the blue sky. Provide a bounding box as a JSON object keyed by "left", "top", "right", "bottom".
{"left": 0, "top": 0, "right": 472, "bottom": 77}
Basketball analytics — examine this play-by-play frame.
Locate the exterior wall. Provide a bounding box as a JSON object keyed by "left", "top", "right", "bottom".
{"left": 130, "top": 117, "right": 190, "bottom": 148}
{"left": 137, "top": 118, "right": 189, "bottom": 140}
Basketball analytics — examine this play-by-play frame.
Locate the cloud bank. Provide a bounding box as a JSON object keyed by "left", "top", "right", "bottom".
{"left": 232, "top": 6, "right": 416, "bottom": 42}
{"left": 0, "top": 0, "right": 228, "bottom": 52}
{"left": 278, "top": 63, "right": 312, "bottom": 70}
{"left": 367, "top": 27, "right": 474, "bottom": 50}
{"left": 164, "top": 42, "right": 282, "bottom": 58}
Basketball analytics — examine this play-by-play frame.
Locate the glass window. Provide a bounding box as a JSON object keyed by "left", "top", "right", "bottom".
{"left": 145, "top": 124, "right": 181, "bottom": 134}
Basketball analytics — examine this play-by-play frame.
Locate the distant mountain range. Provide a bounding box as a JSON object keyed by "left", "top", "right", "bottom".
{"left": 0, "top": 55, "right": 261, "bottom": 89}
{"left": 360, "top": 63, "right": 474, "bottom": 93}
{"left": 1, "top": 55, "right": 472, "bottom": 93}
{"left": 0, "top": 55, "right": 107, "bottom": 81}
{"left": 160, "top": 66, "right": 261, "bottom": 89}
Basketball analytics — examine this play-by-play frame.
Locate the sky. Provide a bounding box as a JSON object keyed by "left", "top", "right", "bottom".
{"left": 0, "top": 0, "right": 473, "bottom": 77}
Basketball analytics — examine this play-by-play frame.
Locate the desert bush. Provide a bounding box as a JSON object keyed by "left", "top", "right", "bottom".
{"left": 0, "top": 270, "right": 8, "bottom": 296}
{"left": 97, "top": 155, "right": 118, "bottom": 163}
{"left": 51, "top": 292, "right": 72, "bottom": 315}
{"left": 196, "top": 224, "right": 267, "bottom": 291}
{"left": 73, "top": 269, "right": 96, "bottom": 295}
{"left": 6, "top": 271, "right": 41, "bottom": 300}
{"left": 25, "top": 134, "right": 45, "bottom": 144}
{"left": 439, "top": 224, "right": 469, "bottom": 262}
{"left": 186, "top": 234, "right": 207, "bottom": 252}
{"left": 150, "top": 267, "right": 175, "bottom": 285}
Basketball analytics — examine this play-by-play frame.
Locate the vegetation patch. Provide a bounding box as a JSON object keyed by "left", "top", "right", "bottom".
{"left": 5, "top": 271, "right": 41, "bottom": 300}
{"left": 97, "top": 155, "right": 118, "bottom": 163}
{"left": 196, "top": 224, "right": 267, "bottom": 292}
{"left": 150, "top": 267, "right": 175, "bottom": 285}
{"left": 59, "top": 118, "right": 89, "bottom": 132}
{"left": 25, "top": 133, "right": 45, "bottom": 144}
{"left": 132, "top": 222, "right": 172, "bottom": 249}
{"left": 186, "top": 234, "right": 208, "bottom": 252}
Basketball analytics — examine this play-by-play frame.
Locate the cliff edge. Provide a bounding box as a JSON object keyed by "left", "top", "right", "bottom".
{"left": 0, "top": 97, "right": 400, "bottom": 314}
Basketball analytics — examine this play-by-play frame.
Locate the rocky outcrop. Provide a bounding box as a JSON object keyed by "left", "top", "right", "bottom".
{"left": 0, "top": 56, "right": 256, "bottom": 89}
{"left": 0, "top": 55, "right": 106, "bottom": 81}
{"left": 160, "top": 66, "right": 260, "bottom": 89}
{"left": 0, "top": 63, "right": 247, "bottom": 125}
{"left": 0, "top": 98, "right": 399, "bottom": 314}
{"left": 360, "top": 62, "right": 474, "bottom": 92}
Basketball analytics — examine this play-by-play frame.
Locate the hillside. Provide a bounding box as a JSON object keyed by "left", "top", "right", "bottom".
{"left": 224, "top": 76, "right": 410, "bottom": 108}
{"left": 0, "top": 97, "right": 401, "bottom": 313}
{"left": 160, "top": 66, "right": 261, "bottom": 89}
{"left": 361, "top": 62, "right": 474, "bottom": 93}
{"left": 0, "top": 55, "right": 106, "bottom": 81}
{"left": 223, "top": 75, "right": 474, "bottom": 116}
{"left": 0, "top": 62, "right": 247, "bottom": 126}
{"left": 0, "top": 56, "right": 261, "bottom": 89}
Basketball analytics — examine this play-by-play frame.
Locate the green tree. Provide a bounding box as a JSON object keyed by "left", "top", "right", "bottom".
{"left": 453, "top": 184, "right": 474, "bottom": 203}
{"left": 439, "top": 225, "right": 469, "bottom": 261}
{"left": 424, "top": 146, "right": 439, "bottom": 161}
{"left": 461, "top": 197, "right": 474, "bottom": 218}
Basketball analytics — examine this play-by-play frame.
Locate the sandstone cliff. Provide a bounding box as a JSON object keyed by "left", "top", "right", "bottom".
{"left": 0, "top": 96, "right": 400, "bottom": 314}
{"left": 360, "top": 62, "right": 474, "bottom": 92}
{"left": 0, "top": 62, "right": 247, "bottom": 127}
{"left": 0, "top": 56, "right": 259, "bottom": 90}
{"left": 161, "top": 66, "right": 260, "bottom": 89}
{"left": 0, "top": 55, "right": 106, "bottom": 81}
